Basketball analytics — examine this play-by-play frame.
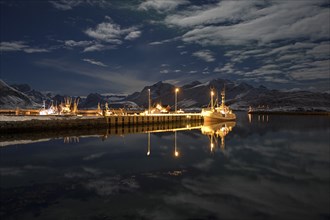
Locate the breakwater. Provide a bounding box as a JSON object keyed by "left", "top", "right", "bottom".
{"left": 0, "top": 113, "right": 203, "bottom": 133}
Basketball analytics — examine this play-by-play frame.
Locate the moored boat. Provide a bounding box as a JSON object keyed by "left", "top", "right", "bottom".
{"left": 201, "top": 87, "right": 236, "bottom": 122}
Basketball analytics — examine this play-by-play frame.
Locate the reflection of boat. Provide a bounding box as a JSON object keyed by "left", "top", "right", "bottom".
{"left": 201, "top": 121, "right": 236, "bottom": 152}
{"left": 201, "top": 87, "right": 236, "bottom": 122}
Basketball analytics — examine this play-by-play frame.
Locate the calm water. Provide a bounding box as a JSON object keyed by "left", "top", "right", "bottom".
{"left": 1, "top": 112, "right": 329, "bottom": 220}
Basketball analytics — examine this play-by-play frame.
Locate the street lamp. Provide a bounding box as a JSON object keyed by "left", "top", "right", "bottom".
{"left": 148, "top": 89, "right": 151, "bottom": 114}
{"left": 175, "top": 88, "right": 179, "bottom": 113}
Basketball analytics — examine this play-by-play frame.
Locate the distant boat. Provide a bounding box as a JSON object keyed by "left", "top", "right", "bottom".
{"left": 201, "top": 87, "right": 236, "bottom": 122}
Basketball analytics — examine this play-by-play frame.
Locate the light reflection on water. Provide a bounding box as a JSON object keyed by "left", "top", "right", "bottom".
{"left": 0, "top": 112, "right": 329, "bottom": 220}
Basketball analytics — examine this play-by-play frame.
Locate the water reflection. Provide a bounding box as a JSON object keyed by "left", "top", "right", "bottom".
{"left": 201, "top": 121, "right": 236, "bottom": 152}
{"left": 1, "top": 113, "right": 329, "bottom": 220}
{"left": 1, "top": 121, "right": 236, "bottom": 153}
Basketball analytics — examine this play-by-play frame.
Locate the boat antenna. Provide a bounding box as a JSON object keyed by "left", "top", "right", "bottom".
{"left": 221, "top": 84, "right": 226, "bottom": 107}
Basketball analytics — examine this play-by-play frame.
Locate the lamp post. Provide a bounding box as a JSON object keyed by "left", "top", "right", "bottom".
{"left": 175, "top": 88, "right": 179, "bottom": 113}
{"left": 211, "top": 90, "right": 214, "bottom": 110}
{"left": 148, "top": 89, "right": 151, "bottom": 114}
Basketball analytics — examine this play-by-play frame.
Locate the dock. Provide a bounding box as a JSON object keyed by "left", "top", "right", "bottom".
{"left": 0, "top": 113, "right": 203, "bottom": 133}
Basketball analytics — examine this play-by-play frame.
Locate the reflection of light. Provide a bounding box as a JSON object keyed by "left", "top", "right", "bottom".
{"left": 174, "top": 131, "right": 179, "bottom": 157}
{"left": 147, "top": 132, "right": 151, "bottom": 157}
{"left": 248, "top": 113, "right": 252, "bottom": 123}
{"left": 211, "top": 91, "right": 214, "bottom": 96}
{"left": 211, "top": 143, "right": 214, "bottom": 151}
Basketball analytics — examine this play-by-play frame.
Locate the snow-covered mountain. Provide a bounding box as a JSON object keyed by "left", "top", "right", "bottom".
{"left": 0, "top": 80, "right": 39, "bottom": 109}
{"left": 1, "top": 79, "right": 329, "bottom": 111}
{"left": 124, "top": 79, "right": 330, "bottom": 111}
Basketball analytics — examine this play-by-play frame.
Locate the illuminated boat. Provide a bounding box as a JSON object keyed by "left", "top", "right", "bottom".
{"left": 201, "top": 88, "right": 236, "bottom": 122}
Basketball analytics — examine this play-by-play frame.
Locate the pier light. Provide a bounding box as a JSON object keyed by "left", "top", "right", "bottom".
{"left": 148, "top": 89, "right": 151, "bottom": 114}
{"left": 175, "top": 88, "right": 179, "bottom": 113}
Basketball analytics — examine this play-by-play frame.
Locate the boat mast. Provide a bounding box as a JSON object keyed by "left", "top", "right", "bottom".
{"left": 221, "top": 85, "right": 225, "bottom": 108}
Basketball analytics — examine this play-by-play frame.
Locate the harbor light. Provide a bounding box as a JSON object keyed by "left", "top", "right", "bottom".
{"left": 175, "top": 88, "right": 179, "bottom": 113}
{"left": 148, "top": 89, "right": 151, "bottom": 114}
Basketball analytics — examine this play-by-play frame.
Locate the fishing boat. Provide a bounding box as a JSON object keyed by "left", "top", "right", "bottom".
{"left": 201, "top": 87, "right": 236, "bottom": 122}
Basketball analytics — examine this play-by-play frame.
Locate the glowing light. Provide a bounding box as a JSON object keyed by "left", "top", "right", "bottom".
{"left": 175, "top": 151, "right": 179, "bottom": 157}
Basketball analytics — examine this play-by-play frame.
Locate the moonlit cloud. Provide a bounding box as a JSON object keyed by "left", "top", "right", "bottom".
{"left": 138, "top": 0, "right": 189, "bottom": 13}
{"left": 167, "top": 1, "right": 329, "bottom": 45}
{"left": 64, "top": 40, "right": 94, "bottom": 47}
{"left": 0, "top": 41, "right": 49, "bottom": 53}
{"left": 85, "top": 17, "right": 141, "bottom": 44}
{"left": 35, "top": 58, "right": 150, "bottom": 94}
{"left": 49, "top": 0, "right": 111, "bottom": 10}
{"left": 82, "top": 58, "right": 108, "bottom": 67}
{"left": 83, "top": 43, "right": 116, "bottom": 52}
{"left": 192, "top": 50, "right": 215, "bottom": 62}
{"left": 124, "top": 30, "right": 142, "bottom": 40}
{"left": 2, "top": 0, "right": 329, "bottom": 93}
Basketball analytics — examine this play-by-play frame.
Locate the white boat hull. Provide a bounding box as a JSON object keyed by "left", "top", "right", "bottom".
{"left": 202, "top": 110, "right": 236, "bottom": 122}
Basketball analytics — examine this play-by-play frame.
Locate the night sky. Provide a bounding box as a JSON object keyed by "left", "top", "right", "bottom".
{"left": 1, "top": 0, "right": 329, "bottom": 95}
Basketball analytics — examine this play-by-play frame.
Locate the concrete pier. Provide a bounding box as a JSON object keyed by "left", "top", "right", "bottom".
{"left": 0, "top": 113, "right": 203, "bottom": 133}
{"left": 104, "top": 113, "right": 202, "bottom": 126}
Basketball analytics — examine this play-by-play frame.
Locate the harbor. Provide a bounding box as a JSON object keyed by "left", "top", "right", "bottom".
{"left": 0, "top": 113, "right": 203, "bottom": 133}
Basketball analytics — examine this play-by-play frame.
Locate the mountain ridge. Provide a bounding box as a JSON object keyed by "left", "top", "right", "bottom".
{"left": 1, "top": 79, "right": 329, "bottom": 111}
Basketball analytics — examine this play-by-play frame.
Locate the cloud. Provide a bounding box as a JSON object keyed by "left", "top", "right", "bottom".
{"left": 49, "top": 0, "right": 110, "bottom": 10}
{"left": 0, "top": 41, "right": 49, "bottom": 53}
{"left": 289, "top": 60, "right": 330, "bottom": 80}
{"left": 192, "top": 50, "right": 215, "bottom": 62}
{"left": 85, "top": 17, "right": 141, "bottom": 44}
{"left": 166, "top": 1, "right": 329, "bottom": 46}
{"left": 124, "top": 30, "right": 142, "bottom": 40}
{"left": 160, "top": 70, "right": 169, "bottom": 74}
{"left": 165, "top": 1, "right": 256, "bottom": 27}
{"left": 149, "top": 37, "right": 180, "bottom": 45}
{"left": 82, "top": 58, "right": 108, "bottom": 67}
{"left": 35, "top": 58, "right": 150, "bottom": 93}
{"left": 83, "top": 43, "right": 116, "bottom": 52}
{"left": 64, "top": 40, "right": 94, "bottom": 47}
{"left": 138, "top": 0, "right": 189, "bottom": 13}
